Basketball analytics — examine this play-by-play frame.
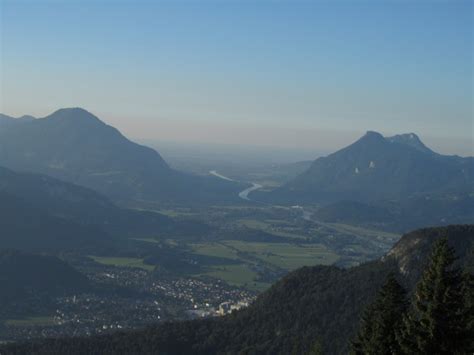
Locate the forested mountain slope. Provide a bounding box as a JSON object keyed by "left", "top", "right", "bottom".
{"left": 3, "top": 225, "right": 472, "bottom": 354}
{"left": 0, "top": 250, "right": 90, "bottom": 315}
{"left": 0, "top": 108, "right": 244, "bottom": 205}
{"left": 0, "top": 166, "right": 209, "bottom": 249}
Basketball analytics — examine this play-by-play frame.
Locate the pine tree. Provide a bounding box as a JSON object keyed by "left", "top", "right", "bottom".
{"left": 397, "top": 237, "right": 472, "bottom": 354}
{"left": 461, "top": 271, "right": 474, "bottom": 352}
{"left": 351, "top": 273, "right": 408, "bottom": 355}
{"left": 307, "top": 338, "right": 323, "bottom": 355}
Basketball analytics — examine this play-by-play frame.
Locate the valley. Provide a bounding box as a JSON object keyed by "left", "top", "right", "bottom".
{"left": 0, "top": 178, "right": 400, "bottom": 343}
{"left": 2, "top": 2, "right": 472, "bottom": 352}
{"left": 0, "top": 109, "right": 470, "bottom": 352}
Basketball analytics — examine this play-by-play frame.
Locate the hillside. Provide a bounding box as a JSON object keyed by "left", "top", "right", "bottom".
{"left": 0, "top": 249, "right": 90, "bottom": 315}
{"left": 3, "top": 225, "right": 472, "bottom": 354}
{"left": 0, "top": 192, "right": 111, "bottom": 251}
{"left": 314, "top": 193, "right": 474, "bottom": 232}
{"left": 0, "top": 166, "right": 209, "bottom": 244}
{"left": 260, "top": 131, "right": 474, "bottom": 204}
{"left": 0, "top": 108, "right": 244, "bottom": 205}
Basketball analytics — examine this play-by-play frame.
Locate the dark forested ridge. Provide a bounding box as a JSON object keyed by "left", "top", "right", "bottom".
{"left": 0, "top": 108, "right": 244, "bottom": 205}
{"left": 0, "top": 250, "right": 89, "bottom": 313}
{"left": 0, "top": 192, "right": 110, "bottom": 251}
{"left": 3, "top": 225, "right": 472, "bottom": 355}
{"left": 0, "top": 166, "right": 209, "bottom": 251}
{"left": 313, "top": 193, "right": 474, "bottom": 233}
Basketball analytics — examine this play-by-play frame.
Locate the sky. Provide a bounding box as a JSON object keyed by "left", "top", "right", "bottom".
{"left": 0, "top": 0, "right": 472, "bottom": 156}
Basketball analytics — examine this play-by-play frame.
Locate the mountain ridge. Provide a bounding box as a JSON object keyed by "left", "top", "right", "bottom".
{"left": 0, "top": 165, "right": 209, "bottom": 248}
{"left": 257, "top": 130, "right": 474, "bottom": 205}
{"left": 0, "top": 108, "right": 243, "bottom": 205}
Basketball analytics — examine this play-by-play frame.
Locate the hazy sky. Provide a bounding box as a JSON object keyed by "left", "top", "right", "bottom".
{"left": 1, "top": 0, "right": 472, "bottom": 155}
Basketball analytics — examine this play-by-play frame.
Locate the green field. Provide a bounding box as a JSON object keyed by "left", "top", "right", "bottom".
{"left": 188, "top": 239, "right": 340, "bottom": 291}
{"left": 327, "top": 222, "right": 399, "bottom": 241}
{"left": 237, "top": 219, "right": 307, "bottom": 240}
{"left": 89, "top": 256, "right": 155, "bottom": 271}
{"left": 223, "top": 240, "right": 340, "bottom": 270}
{"left": 201, "top": 264, "right": 269, "bottom": 291}
{"left": 132, "top": 238, "right": 161, "bottom": 244}
{"left": 190, "top": 242, "right": 239, "bottom": 260}
{"left": 157, "top": 209, "right": 197, "bottom": 217}
{"left": 4, "top": 316, "right": 56, "bottom": 327}
{"left": 190, "top": 240, "right": 339, "bottom": 271}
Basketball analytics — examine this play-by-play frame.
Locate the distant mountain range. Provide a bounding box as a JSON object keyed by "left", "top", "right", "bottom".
{"left": 4, "top": 224, "right": 472, "bottom": 354}
{"left": 0, "top": 108, "right": 244, "bottom": 205}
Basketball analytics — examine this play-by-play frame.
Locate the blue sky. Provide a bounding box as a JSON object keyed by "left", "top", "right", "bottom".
{"left": 0, "top": 0, "right": 472, "bottom": 155}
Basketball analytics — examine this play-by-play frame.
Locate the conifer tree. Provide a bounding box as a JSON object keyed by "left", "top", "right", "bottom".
{"left": 397, "top": 237, "right": 472, "bottom": 354}
{"left": 351, "top": 273, "right": 407, "bottom": 355}
{"left": 307, "top": 339, "right": 323, "bottom": 355}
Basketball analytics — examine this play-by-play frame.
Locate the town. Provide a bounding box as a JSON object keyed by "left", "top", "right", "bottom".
{"left": 0, "top": 263, "right": 255, "bottom": 343}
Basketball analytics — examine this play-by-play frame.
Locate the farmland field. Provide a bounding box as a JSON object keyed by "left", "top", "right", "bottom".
{"left": 223, "top": 240, "right": 340, "bottom": 270}
{"left": 89, "top": 256, "right": 155, "bottom": 271}
{"left": 200, "top": 264, "right": 269, "bottom": 291}
{"left": 4, "top": 316, "right": 56, "bottom": 327}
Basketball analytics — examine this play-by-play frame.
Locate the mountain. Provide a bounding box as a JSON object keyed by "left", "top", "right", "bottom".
{"left": 0, "top": 108, "right": 243, "bottom": 205}
{"left": 0, "top": 249, "right": 90, "bottom": 313}
{"left": 0, "top": 191, "right": 111, "bottom": 251}
{"left": 258, "top": 131, "right": 474, "bottom": 204}
{"left": 259, "top": 131, "right": 474, "bottom": 232}
{"left": 314, "top": 193, "right": 474, "bottom": 232}
{"left": 3, "top": 225, "right": 473, "bottom": 354}
{"left": 0, "top": 166, "right": 209, "bottom": 249}
{"left": 260, "top": 131, "right": 474, "bottom": 209}
{"left": 386, "top": 133, "right": 434, "bottom": 155}
{"left": 0, "top": 114, "right": 35, "bottom": 128}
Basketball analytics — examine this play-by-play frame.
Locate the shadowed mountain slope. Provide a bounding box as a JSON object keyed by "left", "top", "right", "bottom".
{"left": 259, "top": 131, "right": 473, "bottom": 204}
{"left": 0, "top": 249, "right": 90, "bottom": 311}
{"left": 0, "top": 166, "right": 209, "bottom": 250}
{"left": 0, "top": 108, "right": 243, "bottom": 205}
{"left": 3, "top": 225, "right": 472, "bottom": 354}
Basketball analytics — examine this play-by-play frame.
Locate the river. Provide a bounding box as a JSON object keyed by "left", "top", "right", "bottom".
{"left": 238, "top": 183, "right": 263, "bottom": 201}
{"left": 209, "top": 170, "right": 262, "bottom": 201}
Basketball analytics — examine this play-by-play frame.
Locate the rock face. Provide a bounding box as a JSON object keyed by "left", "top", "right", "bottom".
{"left": 0, "top": 108, "right": 242, "bottom": 205}
{"left": 384, "top": 224, "right": 474, "bottom": 284}
{"left": 261, "top": 131, "right": 474, "bottom": 204}
{"left": 386, "top": 133, "right": 434, "bottom": 155}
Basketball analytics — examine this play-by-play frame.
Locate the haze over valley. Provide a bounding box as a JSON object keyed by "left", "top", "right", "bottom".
{"left": 0, "top": 1, "right": 472, "bottom": 354}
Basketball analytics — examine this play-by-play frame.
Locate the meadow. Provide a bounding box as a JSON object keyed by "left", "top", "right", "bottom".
{"left": 89, "top": 256, "right": 155, "bottom": 272}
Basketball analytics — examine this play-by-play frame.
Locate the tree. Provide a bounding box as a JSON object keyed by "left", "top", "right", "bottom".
{"left": 397, "top": 237, "right": 472, "bottom": 354}
{"left": 351, "top": 273, "right": 408, "bottom": 355}
{"left": 307, "top": 338, "right": 323, "bottom": 355}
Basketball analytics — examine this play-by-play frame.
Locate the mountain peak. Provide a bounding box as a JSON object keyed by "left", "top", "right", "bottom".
{"left": 364, "top": 130, "right": 383, "bottom": 138}
{"left": 53, "top": 107, "right": 91, "bottom": 115}
{"left": 354, "top": 130, "right": 386, "bottom": 145}
{"left": 45, "top": 108, "right": 104, "bottom": 126}
{"left": 387, "top": 133, "right": 434, "bottom": 154}
{"left": 0, "top": 113, "right": 34, "bottom": 126}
